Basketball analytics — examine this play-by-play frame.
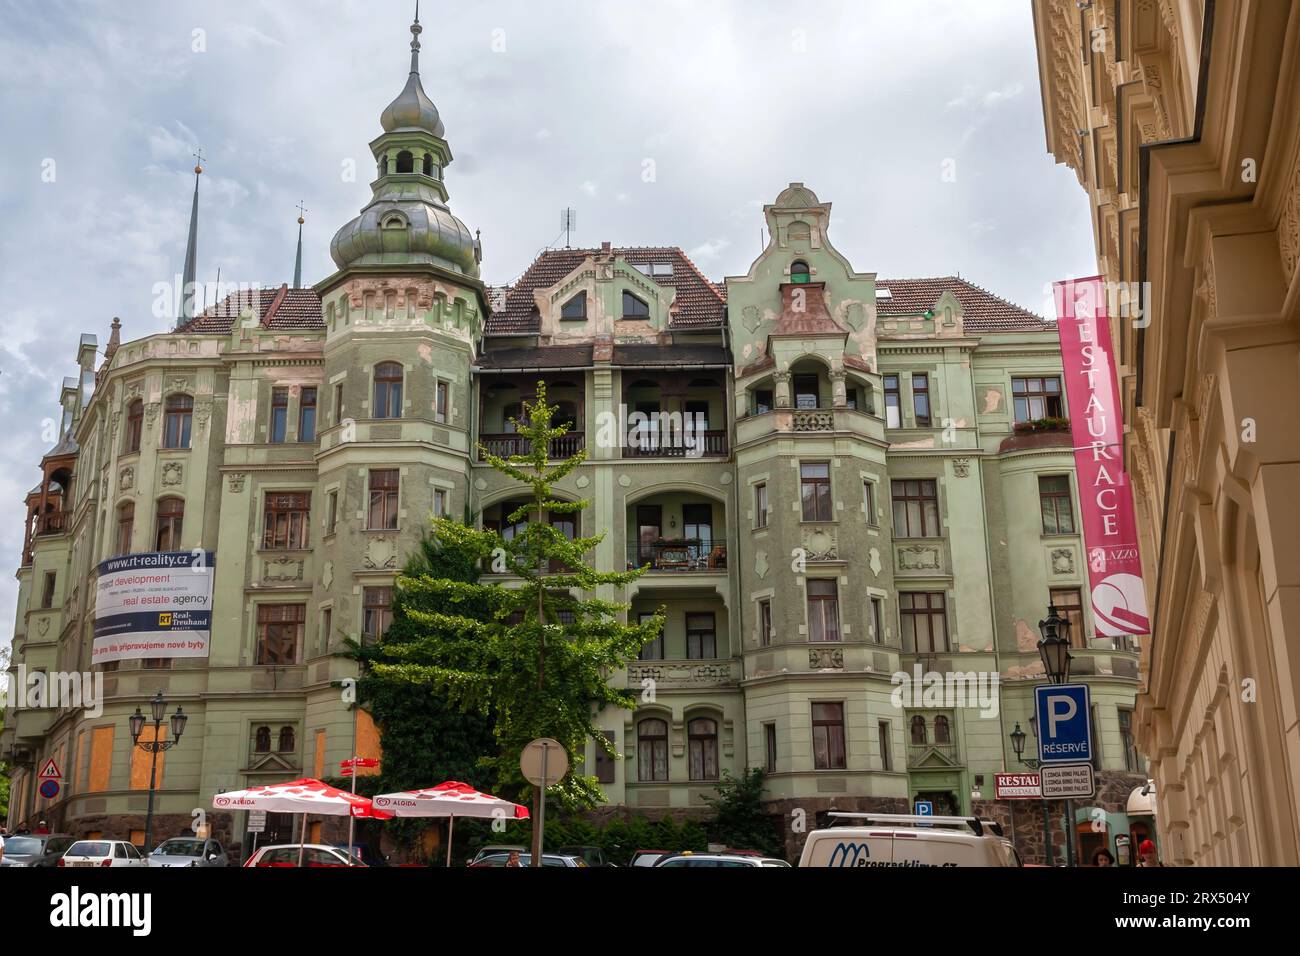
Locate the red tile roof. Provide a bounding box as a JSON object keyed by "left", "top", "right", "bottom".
{"left": 175, "top": 284, "right": 324, "bottom": 334}
{"left": 874, "top": 276, "right": 1050, "bottom": 333}
{"left": 486, "top": 247, "right": 726, "bottom": 335}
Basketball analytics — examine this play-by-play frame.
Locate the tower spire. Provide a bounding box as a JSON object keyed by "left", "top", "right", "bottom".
{"left": 179, "top": 148, "right": 204, "bottom": 326}
{"left": 409, "top": 2, "right": 422, "bottom": 75}
{"left": 293, "top": 201, "right": 307, "bottom": 288}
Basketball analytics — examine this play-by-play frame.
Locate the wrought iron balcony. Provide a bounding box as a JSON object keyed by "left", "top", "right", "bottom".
{"left": 621, "top": 430, "right": 729, "bottom": 458}
{"left": 626, "top": 539, "right": 727, "bottom": 572}
{"left": 478, "top": 433, "right": 585, "bottom": 461}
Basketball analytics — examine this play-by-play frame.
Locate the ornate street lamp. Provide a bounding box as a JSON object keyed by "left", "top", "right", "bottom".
{"left": 1037, "top": 603, "right": 1072, "bottom": 684}
{"left": 129, "top": 692, "right": 188, "bottom": 853}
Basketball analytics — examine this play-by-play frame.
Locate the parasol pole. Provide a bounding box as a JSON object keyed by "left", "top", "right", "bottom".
{"left": 348, "top": 703, "right": 359, "bottom": 866}
{"left": 446, "top": 815, "right": 455, "bottom": 868}
{"left": 298, "top": 812, "right": 307, "bottom": 867}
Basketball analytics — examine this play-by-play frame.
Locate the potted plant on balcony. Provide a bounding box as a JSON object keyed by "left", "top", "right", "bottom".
{"left": 1012, "top": 416, "right": 1071, "bottom": 434}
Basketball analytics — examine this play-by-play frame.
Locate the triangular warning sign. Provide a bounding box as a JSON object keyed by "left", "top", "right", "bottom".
{"left": 38, "top": 758, "right": 62, "bottom": 780}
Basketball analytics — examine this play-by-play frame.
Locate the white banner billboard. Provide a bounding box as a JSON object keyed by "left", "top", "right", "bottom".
{"left": 92, "top": 551, "right": 215, "bottom": 664}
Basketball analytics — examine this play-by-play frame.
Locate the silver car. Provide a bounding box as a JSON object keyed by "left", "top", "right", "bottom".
{"left": 148, "top": 837, "right": 228, "bottom": 867}
{"left": 0, "top": 834, "right": 76, "bottom": 867}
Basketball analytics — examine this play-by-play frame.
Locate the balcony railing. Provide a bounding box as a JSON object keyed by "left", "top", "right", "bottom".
{"left": 907, "top": 741, "right": 961, "bottom": 767}
{"left": 621, "top": 430, "right": 729, "bottom": 458}
{"left": 478, "top": 433, "right": 585, "bottom": 461}
{"left": 627, "top": 539, "right": 727, "bottom": 572}
{"left": 36, "top": 510, "right": 71, "bottom": 535}
{"left": 792, "top": 409, "right": 835, "bottom": 431}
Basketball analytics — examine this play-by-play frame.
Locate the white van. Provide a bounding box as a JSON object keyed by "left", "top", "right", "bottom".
{"left": 798, "top": 813, "right": 1023, "bottom": 868}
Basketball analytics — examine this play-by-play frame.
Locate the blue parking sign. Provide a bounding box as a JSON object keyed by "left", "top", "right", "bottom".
{"left": 914, "top": 800, "right": 933, "bottom": 816}
{"left": 1035, "top": 684, "right": 1092, "bottom": 764}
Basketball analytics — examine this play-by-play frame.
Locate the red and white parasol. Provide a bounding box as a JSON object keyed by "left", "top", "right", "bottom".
{"left": 373, "top": 781, "right": 530, "bottom": 866}
{"left": 213, "top": 778, "right": 391, "bottom": 865}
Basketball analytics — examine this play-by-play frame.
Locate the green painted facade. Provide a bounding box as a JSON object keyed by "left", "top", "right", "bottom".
{"left": 2, "top": 25, "right": 1145, "bottom": 863}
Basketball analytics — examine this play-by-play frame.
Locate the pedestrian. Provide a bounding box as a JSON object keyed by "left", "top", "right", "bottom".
{"left": 1091, "top": 847, "right": 1115, "bottom": 867}
{"left": 35, "top": 820, "right": 50, "bottom": 835}
{"left": 1136, "top": 839, "right": 1162, "bottom": 866}
{"left": 15, "top": 821, "right": 30, "bottom": 835}
{"left": 505, "top": 850, "right": 522, "bottom": 868}
{"left": 0, "top": 830, "right": 6, "bottom": 865}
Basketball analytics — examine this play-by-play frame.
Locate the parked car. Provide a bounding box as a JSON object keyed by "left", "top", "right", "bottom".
{"left": 59, "top": 840, "right": 148, "bottom": 868}
{"left": 628, "top": 849, "right": 673, "bottom": 868}
{"left": 0, "top": 833, "right": 76, "bottom": 867}
{"left": 468, "top": 844, "right": 528, "bottom": 866}
{"left": 469, "top": 852, "right": 586, "bottom": 868}
{"left": 148, "top": 837, "right": 228, "bottom": 867}
{"left": 653, "top": 851, "right": 790, "bottom": 867}
{"left": 333, "top": 843, "right": 388, "bottom": 867}
{"left": 557, "top": 845, "right": 615, "bottom": 867}
{"left": 798, "top": 813, "right": 1022, "bottom": 868}
{"left": 244, "top": 844, "right": 367, "bottom": 868}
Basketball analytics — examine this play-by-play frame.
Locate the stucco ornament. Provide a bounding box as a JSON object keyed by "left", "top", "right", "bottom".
{"left": 322, "top": 561, "right": 334, "bottom": 591}
{"left": 1050, "top": 548, "right": 1076, "bottom": 574}
{"left": 161, "top": 461, "right": 184, "bottom": 487}
{"left": 227, "top": 473, "right": 246, "bottom": 493}
{"left": 364, "top": 537, "right": 399, "bottom": 569}
{"left": 119, "top": 466, "right": 134, "bottom": 491}
{"left": 868, "top": 547, "right": 882, "bottom": 577}
{"left": 952, "top": 458, "right": 971, "bottom": 478}
{"left": 754, "top": 549, "right": 769, "bottom": 579}
{"left": 809, "top": 647, "right": 844, "bottom": 669}
{"left": 802, "top": 528, "right": 837, "bottom": 561}
{"left": 264, "top": 555, "right": 304, "bottom": 583}
{"left": 742, "top": 305, "right": 762, "bottom": 333}
{"left": 898, "top": 545, "right": 941, "bottom": 571}
{"left": 37, "top": 617, "right": 50, "bottom": 636}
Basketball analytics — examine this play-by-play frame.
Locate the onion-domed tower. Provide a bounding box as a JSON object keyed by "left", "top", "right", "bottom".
{"left": 311, "top": 10, "right": 486, "bottom": 755}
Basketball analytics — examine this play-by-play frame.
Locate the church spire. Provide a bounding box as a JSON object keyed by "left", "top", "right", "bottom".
{"left": 293, "top": 202, "right": 306, "bottom": 288}
{"left": 179, "top": 148, "right": 203, "bottom": 326}
{"left": 410, "top": 1, "right": 421, "bottom": 75}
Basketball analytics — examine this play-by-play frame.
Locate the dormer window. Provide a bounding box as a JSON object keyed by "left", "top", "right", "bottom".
{"left": 622, "top": 291, "right": 649, "bottom": 319}
{"left": 791, "top": 260, "right": 811, "bottom": 284}
{"left": 560, "top": 291, "right": 587, "bottom": 320}
{"left": 395, "top": 150, "right": 414, "bottom": 174}
{"left": 422, "top": 153, "right": 433, "bottom": 176}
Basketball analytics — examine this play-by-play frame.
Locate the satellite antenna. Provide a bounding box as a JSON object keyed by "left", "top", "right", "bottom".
{"left": 560, "top": 207, "right": 577, "bottom": 249}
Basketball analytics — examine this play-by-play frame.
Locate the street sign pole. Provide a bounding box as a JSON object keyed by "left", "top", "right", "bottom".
{"left": 533, "top": 744, "right": 549, "bottom": 868}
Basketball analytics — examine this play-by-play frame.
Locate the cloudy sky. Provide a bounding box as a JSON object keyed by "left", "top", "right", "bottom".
{"left": 0, "top": 0, "right": 1096, "bottom": 652}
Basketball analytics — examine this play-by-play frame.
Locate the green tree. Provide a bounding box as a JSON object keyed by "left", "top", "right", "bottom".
{"left": 368, "top": 384, "right": 661, "bottom": 822}
{"left": 341, "top": 524, "right": 497, "bottom": 854}
{"left": 701, "top": 767, "right": 785, "bottom": 858}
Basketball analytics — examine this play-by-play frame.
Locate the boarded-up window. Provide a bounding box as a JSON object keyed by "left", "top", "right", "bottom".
{"left": 595, "top": 730, "right": 616, "bottom": 784}
{"left": 130, "top": 725, "right": 167, "bottom": 789}
{"left": 89, "top": 726, "right": 115, "bottom": 792}
{"left": 313, "top": 729, "right": 326, "bottom": 778}
{"left": 355, "top": 709, "right": 383, "bottom": 776}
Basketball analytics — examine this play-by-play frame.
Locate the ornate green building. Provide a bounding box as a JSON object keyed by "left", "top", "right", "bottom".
{"left": 2, "top": 15, "right": 1146, "bottom": 864}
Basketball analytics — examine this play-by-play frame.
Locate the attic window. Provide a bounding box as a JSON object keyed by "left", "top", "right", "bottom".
{"left": 622, "top": 291, "right": 650, "bottom": 319}
{"left": 561, "top": 291, "right": 587, "bottom": 320}
{"left": 651, "top": 262, "right": 673, "bottom": 276}
{"left": 382, "top": 214, "right": 408, "bottom": 230}
{"left": 791, "top": 260, "right": 811, "bottom": 284}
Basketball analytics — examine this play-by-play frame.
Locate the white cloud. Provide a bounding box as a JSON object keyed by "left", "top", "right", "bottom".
{"left": 689, "top": 238, "right": 731, "bottom": 262}
{"left": 580, "top": 180, "right": 599, "bottom": 198}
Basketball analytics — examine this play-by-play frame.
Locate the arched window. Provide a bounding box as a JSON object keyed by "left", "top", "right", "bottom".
{"left": 254, "top": 726, "right": 271, "bottom": 753}
{"left": 163, "top": 394, "right": 193, "bottom": 448}
{"left": 621, "top": 291, "right": 650, "bottom": 319}
{"left": 379, "top": 156, "right": 388, "bottom": 176}
{"left": 637, "top": 718, "right": 669, "bottom": 782}
{"left": 115, "top": 502, "right": 134, "bottom": 556}
{"left": 934, "top": 715, "right": 951, "bottom": 745}
{"left": 277, "top": 726, "right": 296, "bottom": 753}
{"left": 373, "top": 362, "right": 403, "bottom": 419}
{"left": 553, "top": 400, "right": 578, "bottom": 431}
{"left": 155, "top": 497, "right": 184, "bottom": 551}
{"left": 422, "top": 153, "right": 433, "bottom": 176}
{"left": 688, "top": 717, "right": 719, "bottom": 781}
{"left": 910, "top": 714, "right": 927, "bottom": 745}
{"left": 395, "top": 150, "right": 414, "bottom": 173}
{"left": 791, "top": 260, "right": 811, "bottom": 284}
{"left": 125, "top": 399, "right": 143, "bottom": 453}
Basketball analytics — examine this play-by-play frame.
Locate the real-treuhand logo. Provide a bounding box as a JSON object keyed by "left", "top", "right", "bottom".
{"left": 49, "top": 887, "right": 152, "bottom": 937}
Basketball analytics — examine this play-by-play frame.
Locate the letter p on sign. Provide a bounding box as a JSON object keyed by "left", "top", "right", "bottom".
{"left": 1046, "top": 694, "right": 1077, "bottom": 737}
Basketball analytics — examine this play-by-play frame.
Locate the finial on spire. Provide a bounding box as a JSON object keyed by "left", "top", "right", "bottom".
{"left": 193, "top": 146, "right": 205, "bottom": 175}
{"left": 409, "top": 2, "right": 422, "bottom": 74}
{"left": 293, "top": 202, "right": 307, "bottom": 288}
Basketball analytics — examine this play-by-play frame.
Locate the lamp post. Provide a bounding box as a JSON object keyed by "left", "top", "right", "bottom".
{"left": 1010, "top": 721, "right": 1053, "bottom": 865}
{"left": 1035, "top": 603, "right": 1077, "bottom": 866}
{"left": 129, "top": 692, "right": 188, "bottom": 853}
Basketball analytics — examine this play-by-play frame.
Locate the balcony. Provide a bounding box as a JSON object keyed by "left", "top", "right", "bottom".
{"left": 621, "top": 429, "right": 728, "bottom": 458}
{"left": 36, "top": 510, "right": 71, "bottom": 535}
{"left": 626, "top": 538, "right": 727, "bottom": 572}
{"left": 907, "top": 740, "right": 962, "bottom": 768}
{"left": 478, "top": 433, "right": 585, "bottom": 461}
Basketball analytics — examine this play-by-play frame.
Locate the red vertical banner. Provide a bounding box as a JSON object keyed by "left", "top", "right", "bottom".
{"left": 1053, "top": 277, "right": 1150, "bottom": 638}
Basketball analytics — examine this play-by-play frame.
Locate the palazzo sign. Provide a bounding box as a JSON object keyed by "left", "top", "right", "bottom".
{"left": 92, "top": 551, "right": 216, "bottom": 664}
{"left": 1053, "top": 278, "right": 1150, "bottom": 637}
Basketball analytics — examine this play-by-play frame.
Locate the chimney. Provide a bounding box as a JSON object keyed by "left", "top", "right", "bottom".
{"left": 600, "top": 240, "right": 612, "bottom": 256}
